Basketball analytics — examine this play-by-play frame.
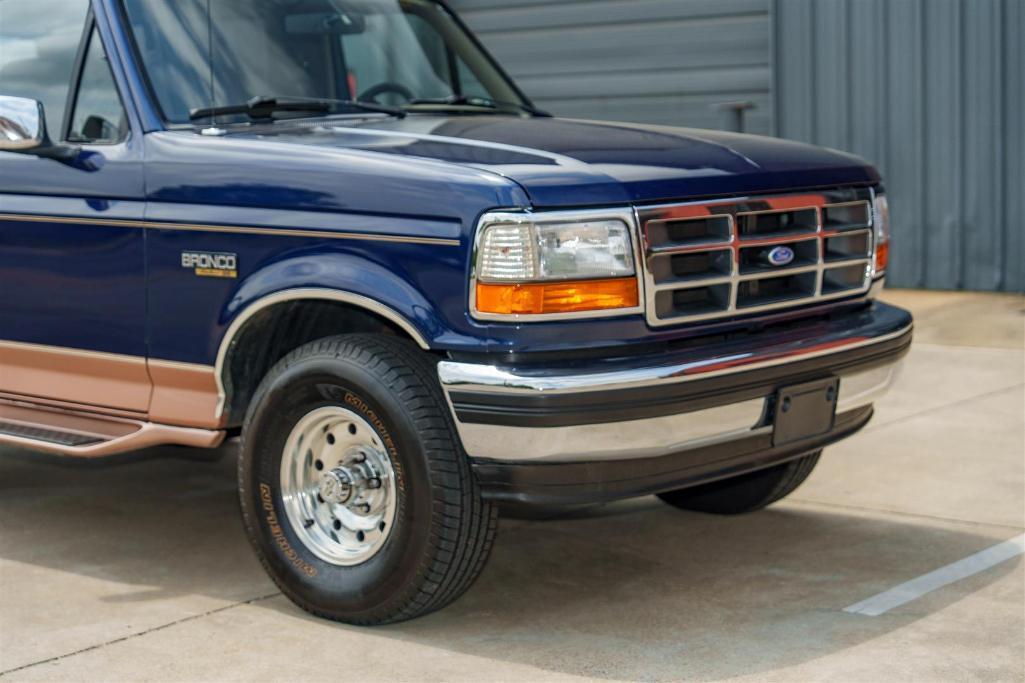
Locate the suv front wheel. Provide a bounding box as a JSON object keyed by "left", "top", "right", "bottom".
{"left": 238, "top": 334, "right": 497, "bottom": 625}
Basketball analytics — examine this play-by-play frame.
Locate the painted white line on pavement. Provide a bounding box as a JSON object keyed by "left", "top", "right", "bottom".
{"left": 844, "top": 533, "right": 1025, "bottom": 617}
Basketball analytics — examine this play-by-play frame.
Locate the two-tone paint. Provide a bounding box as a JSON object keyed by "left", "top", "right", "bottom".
{"left": 1, "top": 0, "right": 887, "bottom": 436}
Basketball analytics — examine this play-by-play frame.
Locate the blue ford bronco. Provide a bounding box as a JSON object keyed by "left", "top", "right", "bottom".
{"left": 0, "top": 0, "right": 912, "bottom": 624}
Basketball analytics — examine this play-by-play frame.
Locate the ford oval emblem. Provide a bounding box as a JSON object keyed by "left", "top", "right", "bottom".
{"left": 767, "top": 246, "right": 796, "bottom": 267}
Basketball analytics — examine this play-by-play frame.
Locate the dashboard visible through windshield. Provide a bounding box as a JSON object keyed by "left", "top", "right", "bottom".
{"left": 119, "top": 0, "right": 531, "bottom": 123}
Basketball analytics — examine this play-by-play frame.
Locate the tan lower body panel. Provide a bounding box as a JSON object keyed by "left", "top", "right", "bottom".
{"left": 0, "top": 341, "right": 151, "bottom": 412}
{"left": 148, "top": 360, "right": 223, "bottom": 429}
{"left": 0, "top": 341, "right": 225, "bottom": 455}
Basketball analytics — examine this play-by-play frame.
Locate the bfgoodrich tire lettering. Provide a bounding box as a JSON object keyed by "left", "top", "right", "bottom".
{"left": 238, "top": 334, "right": 497, "bottom": 625}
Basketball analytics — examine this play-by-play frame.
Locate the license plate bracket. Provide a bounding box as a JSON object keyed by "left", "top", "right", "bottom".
{"left": 772, "top": 377, "right": 839, "bottom": 447}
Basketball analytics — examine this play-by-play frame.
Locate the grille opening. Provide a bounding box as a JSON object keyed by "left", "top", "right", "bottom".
{"left": 737, "top": 208, "right": 817, "bottom": 239}
{"left": 823, "top": 202, "right": 871, "bottom": 230}
{"left": 737, "top": 272, "right": 816, "bottom": 308}
{"left": 646, "top": 215, "right": 731, "bottom": 250}
{"left": 649, "top": 249, "right": 732, "bottom": 285}
{"left": 822, "top": 264, "right": 868, "bottom": 294}
{"left": 655, "top": 284, "right": 731, "bottom": 319}
{"left": 639, "top": 190, "right": 876, "bottom": 326}
{"left": 739, "top": 239, "right": 818, "bottom": 274}
{"left": 825, "top": 230, "right": 871, "bottom": 261}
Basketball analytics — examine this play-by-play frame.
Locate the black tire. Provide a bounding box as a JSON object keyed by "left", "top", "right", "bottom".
{"left": 238, "top": 334, "right": 497, "bottom": 625}
{"left": 657, "top": 451, "right": 822, "bottom": 515}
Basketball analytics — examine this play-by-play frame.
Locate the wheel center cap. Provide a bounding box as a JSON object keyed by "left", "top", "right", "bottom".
{"left": 319, "top": 468, "right": 355, "bottom": 505}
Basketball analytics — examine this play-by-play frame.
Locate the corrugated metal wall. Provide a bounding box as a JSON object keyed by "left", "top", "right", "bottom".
{"left": 449, "top": 0, "right": 1023, "bottom": 291}
{"left": 449, "top": 0, "right": 774, "bottom": 134}
{"left": 773, "top": 0, "right": 1025, "bottom": 292}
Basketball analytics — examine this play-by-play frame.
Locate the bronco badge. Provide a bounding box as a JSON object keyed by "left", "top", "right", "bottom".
{"left": 181, "top": 251, "right": 238, "bottom": 278}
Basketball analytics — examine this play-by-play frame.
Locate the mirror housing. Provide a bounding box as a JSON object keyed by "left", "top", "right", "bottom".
{"left": 0, "top": 95, "right": 80, "bottom": 161}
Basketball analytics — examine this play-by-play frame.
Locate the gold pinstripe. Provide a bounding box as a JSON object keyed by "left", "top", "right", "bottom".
{"left": 0, "top": 213, "right": 461, "bottom": 247}
{"left": 0, "top": 339, "right": 213, "bottom": 372}
{"left": 0, "top": 339, "right": 148, "bottom": 365}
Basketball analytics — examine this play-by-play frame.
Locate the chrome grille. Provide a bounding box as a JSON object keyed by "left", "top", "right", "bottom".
{"left": 639, "top": 189, "right": 875, "bottom": 326}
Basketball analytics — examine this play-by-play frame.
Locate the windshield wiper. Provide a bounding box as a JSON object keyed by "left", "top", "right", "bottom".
{"left": 406, "top": 95, "right": 550, "bottom": 117}
{"left": 189, "top": 95, "right": 406, "bottom": 122}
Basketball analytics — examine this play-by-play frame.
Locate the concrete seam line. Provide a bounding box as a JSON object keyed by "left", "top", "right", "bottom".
{"left": 843, "top": 534, "right": 1025, "bottom": 617}
{"left": 786, "top": 498, "right": 1025, "bottom": 532}
{"left": 863, "top": 382, "right": 1025, "bottom": 434}
{"left": 0, "top": 592, "right": 281, "bottom": 677}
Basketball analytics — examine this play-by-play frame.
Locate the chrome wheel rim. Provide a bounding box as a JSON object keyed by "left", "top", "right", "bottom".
{"left": 279, "top": 406, "right": 397, "bottom": 566}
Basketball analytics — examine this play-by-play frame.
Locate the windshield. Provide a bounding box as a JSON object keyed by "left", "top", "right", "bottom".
{"left": 120, "top": 0, "right": 530, "bottom": 123}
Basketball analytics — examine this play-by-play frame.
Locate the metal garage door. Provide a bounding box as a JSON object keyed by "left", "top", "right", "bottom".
{"left": 773, "top": 0, "right": 1025, "bottom": 292}
{"left": 449, "top": 0, "right": 773, "bottom": 134}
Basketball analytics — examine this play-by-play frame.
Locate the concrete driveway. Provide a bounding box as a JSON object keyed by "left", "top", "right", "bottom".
{"left": 1, "top": 290, "right": 1022, "bottom": 682}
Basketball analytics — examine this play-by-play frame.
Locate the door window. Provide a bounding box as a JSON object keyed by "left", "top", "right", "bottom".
{"left": 0, "top": 0, "right": 90, "bottom": 137}
{"left": 68, "top": 28, "right": 128, "bottom": 144}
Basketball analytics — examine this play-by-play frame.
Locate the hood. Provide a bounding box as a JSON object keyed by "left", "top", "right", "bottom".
{"left": 230, "top": 115, "right": 880, "bottom": 208}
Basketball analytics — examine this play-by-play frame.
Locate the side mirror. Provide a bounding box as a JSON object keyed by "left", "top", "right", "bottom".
{"left": 0, "top": 95, "right": 80, "bottom": 161}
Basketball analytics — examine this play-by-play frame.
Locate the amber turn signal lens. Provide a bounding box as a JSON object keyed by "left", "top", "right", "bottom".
{"left": 476, "top": 278, "right": 639, "bottom": 316}
{"left": 875, "top": 241, "right": 890, "bottom": 274}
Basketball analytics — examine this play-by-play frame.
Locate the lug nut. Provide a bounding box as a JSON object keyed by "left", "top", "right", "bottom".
{"left": 368, "top": 478, "right": 382, "bottom": 489}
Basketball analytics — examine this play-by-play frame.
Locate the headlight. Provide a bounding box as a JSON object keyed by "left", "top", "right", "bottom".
{"left": 473, "top": 213, "right": 640, "bottom": 319}
{"left": 872, "top": 194, "right": 890, "bottom": 277}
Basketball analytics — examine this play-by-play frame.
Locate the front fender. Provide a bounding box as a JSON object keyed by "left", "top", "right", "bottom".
{"left": 221, "top": 249, "right": 480, "bottom": 353}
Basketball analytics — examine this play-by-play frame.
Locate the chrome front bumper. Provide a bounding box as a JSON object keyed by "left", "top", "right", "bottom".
{"left": 439, "top": 303, "right": 912, "bottom": 464}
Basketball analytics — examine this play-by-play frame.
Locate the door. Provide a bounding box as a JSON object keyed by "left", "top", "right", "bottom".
{"left": 0, "top": 0, "right": 150, "bottom": 413}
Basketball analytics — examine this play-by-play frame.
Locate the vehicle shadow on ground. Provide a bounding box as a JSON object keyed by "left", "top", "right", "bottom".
{"left": 0, "top": 445, "right": 1018, "bottom": 681}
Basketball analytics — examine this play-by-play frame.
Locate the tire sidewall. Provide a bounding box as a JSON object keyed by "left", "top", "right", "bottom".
{"left": 240, "top": 355, "right": 436, "bottom": 621}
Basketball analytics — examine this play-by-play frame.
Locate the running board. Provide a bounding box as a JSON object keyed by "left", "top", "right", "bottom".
{"left": 0, "top": 400, "right": 224, "bottom": 457}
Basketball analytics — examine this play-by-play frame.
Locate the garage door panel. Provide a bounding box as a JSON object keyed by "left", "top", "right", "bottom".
{"left": 548, "top": 93, "right": 772, "bottom": 135}
{"left": 483, "top": 17, "right": 768, "bottom": 78}
{"left": 450, "top": 0, "right": 771, "bottom": 134}
{"left": 459, "top": 0, "right": 768, "bottom": 33}
{"left": 518, "top": 66, "right": 769, "bottom": 101}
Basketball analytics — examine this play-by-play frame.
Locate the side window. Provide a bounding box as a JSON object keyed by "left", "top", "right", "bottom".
{"left": 0, "top": 0, "right": 90, "bottom": 137}
{"left": 68, "top": 28, "right": 128, "bottom": 144}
